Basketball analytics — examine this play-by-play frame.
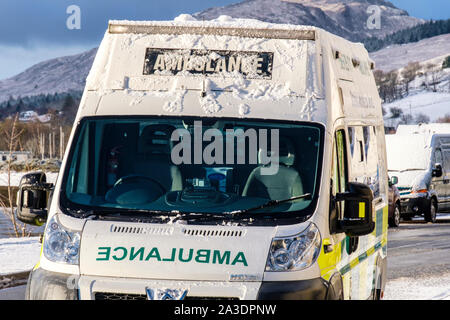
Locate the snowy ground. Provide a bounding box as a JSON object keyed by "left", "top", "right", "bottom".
{"left": 0, "top": 237, "right": 40, "bottom": 276}
{"left": 384, "top": 273, "right": 450, "bottom": 300}
{"left": 0, "top": 171, "right": 58, "bottom": 187}
{"left": 383, "top": 91, "right": 450, "bottom": 125}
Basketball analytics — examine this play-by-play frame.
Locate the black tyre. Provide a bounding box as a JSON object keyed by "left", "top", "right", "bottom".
{"left": 424, "top": 198, "right": 437, "bottom": 223}
{"left": 389, "top": 203, "right": 401, "bottom": 227}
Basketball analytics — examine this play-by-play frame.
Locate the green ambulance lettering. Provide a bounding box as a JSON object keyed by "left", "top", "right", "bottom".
{"left": 129, "top": 247, "right": 145, "bottom": 261}
{"left": 112, "top": 247, "right": 128, "bottom": 261}
{"left": 96, "top": 247, "right": 111, "bottom": 261}
{"left": 95, "top": 247, "right": 248, "bottom": 266}
{"left": 162, "top": 248, "right": 176, "bottom": 262}
{"left": 212, "top": 250, "right": 230, "bottom": 265}
{"left": 195, "top": 249, "right": 211, "bottom": 263}
{"left": 178, "top": 248, "right": 194, "bottom": 262}
{"left": 232, "top": 252, "right": 248, "bottom": 266}
{"left": 145, "top": 247, "right": 161, "bottom": 261}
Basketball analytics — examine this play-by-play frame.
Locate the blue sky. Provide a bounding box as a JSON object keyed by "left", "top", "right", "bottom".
{"left": 0, "top": 0, "right": 448, "bottom": 80}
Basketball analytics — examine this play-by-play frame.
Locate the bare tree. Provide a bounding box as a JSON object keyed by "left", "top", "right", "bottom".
{"left": 390, "top": 107, "right": 403, "bottom": 119}
{"left": 426, "top": 63, "right": 441, "bottom": 92}
{"left": 399, "top": 113, "right": 413, "bottom": 125}
{"left": 401, "top": 61, "right": 420, "bottom": 96}
{"left": 0, "top": 113, "right": 28, "bottom": 237}
{"left": 374, "top": 70, "right": 400, "bottom": 103}
{"left": 436, "top": 114, "right": 450, "bottom": 123}
{"left": 415, "top": 113, "right": 430, "bottom": 124}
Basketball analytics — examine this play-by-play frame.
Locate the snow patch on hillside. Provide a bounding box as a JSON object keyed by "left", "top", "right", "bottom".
{"left": 370, "top": 34, "right": 450, "bottom": 72}
{"left": 384, "top": 91, "right": 450, "bottom": 125}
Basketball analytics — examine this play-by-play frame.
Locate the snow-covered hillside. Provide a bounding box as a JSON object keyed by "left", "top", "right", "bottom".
{"left": 370, "top": 34, "right": 450, "bottom": 72}
{"left": 0, "top": 48, "right": 97, "bottom": 103}
{"left": 195, "top": 0, "right": 422, "bottom": 42}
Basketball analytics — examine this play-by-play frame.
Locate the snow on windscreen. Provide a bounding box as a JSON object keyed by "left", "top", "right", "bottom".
{"left": 385, "top": 134, "right": 431, "bottom": 171}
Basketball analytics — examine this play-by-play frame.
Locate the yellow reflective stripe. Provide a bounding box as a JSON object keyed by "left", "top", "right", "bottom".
{"left": 359, "top": 202, "right": 365, "bottom": 218}
{"left": 349, "top": 257, "right": 359, "bottom": 269}
{"left": 366, "top": 246, "right": 375, "bottom": 257}
{"left": 339, "top": 240, "right": 384, "bottom": 275}
{"left": 33, "top": 239, "right": 44, "bottom": 271}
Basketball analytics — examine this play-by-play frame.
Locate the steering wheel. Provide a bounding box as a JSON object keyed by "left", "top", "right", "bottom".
{"left": 106, "top": 175, "right": 166, "bottom": 205}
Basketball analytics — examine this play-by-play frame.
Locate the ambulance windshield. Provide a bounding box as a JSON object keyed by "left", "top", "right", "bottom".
{"left": 61, "top": 116, "right": 323, "bottom": 221}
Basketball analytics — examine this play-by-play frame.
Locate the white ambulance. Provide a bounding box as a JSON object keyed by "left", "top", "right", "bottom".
{"left": 17, "top": 16, "right": 389, "bottom": 300}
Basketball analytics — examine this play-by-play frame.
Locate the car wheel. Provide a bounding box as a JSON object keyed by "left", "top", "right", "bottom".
{"left": 424, "top": 198, "right": 437, "bottom": 223}
{"left": 389, "top": 204, "right": 401, "bottom": 227}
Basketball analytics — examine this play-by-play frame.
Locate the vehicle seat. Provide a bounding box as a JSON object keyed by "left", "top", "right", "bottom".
{"left": 242, "top": 137, "right": 303, "bottom": 200}
{"left": 133, "top": 124, "right": 183, "bottom": 192}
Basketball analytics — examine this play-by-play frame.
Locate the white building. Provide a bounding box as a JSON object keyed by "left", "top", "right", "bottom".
{"left": 0, "top": 151, "right": 32, "bottom": 162}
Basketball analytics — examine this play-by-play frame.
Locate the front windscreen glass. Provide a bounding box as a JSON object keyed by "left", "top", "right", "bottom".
{"left": 61, "top": 117, "right": 323, "bottom": 221}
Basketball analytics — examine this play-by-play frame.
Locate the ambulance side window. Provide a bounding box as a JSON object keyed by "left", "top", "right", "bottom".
{"left": 331, "top": 129, "right": 348, "bottom": 231}
{"left": 435, "top": 148, "right": 443, "bottom": 164}
{"left": 335, "top": 130, "right": 348, "bottom": 194}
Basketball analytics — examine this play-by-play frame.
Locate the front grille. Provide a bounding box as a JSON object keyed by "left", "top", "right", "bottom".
{"left": 95, "top": 292, "right": 147, "bottom": 300}
{"left": 94, "top": 292, "right": 239, "bottom": 300}
{"left": 182, "top": 228, "right": 244, "bottom": 237}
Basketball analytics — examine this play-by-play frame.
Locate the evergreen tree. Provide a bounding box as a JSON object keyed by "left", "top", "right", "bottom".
{"left": 364, "top": 19, "right": 450, "bottom": 52}
{"left": 443, "top": 56, "right": 450, "bottom": 69}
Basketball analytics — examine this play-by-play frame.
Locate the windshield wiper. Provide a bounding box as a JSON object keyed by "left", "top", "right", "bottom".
{"left": 78, "top": 208, "right": 173, "bottom": 219}
{"left": 168, "top": 211, "right": 235, "bottom": 222}
{"left": 230, "top": 193, "right": 312, "bottom": 216}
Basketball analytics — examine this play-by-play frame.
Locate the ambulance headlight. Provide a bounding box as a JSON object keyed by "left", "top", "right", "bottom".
{"left": 43, "top": 215, "right": 80, "bottom": 265}
{"left": 266, "top": 223, "right": 321, "bottom": 272}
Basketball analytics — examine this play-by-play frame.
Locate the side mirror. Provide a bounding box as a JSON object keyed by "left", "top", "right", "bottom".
{"left": 336, "top": 182, "right": 375, "bottom": 237}
{"left": 432, "top": 163, "right": 443, "bottom": 178}
{"left": 16, "top": 172, "right": 54, "bottom": 226}
{"left": 389, "top": 176, "right": 398, "bottom": 186}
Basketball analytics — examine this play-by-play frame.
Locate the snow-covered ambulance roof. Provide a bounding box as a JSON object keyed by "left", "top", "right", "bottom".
{"left": 108, "top": 16, "right": 317, "bottom": 40}
{"left": 81, "top": 15, "right": 378, "bottom": 125}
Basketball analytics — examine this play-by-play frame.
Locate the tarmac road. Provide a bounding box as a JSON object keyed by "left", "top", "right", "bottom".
{"left": 387, "top": 214, "right": 450, "bottom": 281}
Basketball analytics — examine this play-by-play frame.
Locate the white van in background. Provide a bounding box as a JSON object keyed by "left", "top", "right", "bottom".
{"left": 16, "top": 16, "right": 388, "bottom": 300}
{"left": 385, "top": 123, "right": 450, "bottom": 222}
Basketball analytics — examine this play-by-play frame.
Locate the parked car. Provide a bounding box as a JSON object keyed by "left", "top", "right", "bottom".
{"left": 388, "top": 176, "right": 401, "bottom": 227}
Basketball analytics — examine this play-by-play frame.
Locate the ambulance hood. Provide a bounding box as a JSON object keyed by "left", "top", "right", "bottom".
{"left": 79, "top": 220, "right": 278, "bottom": 281}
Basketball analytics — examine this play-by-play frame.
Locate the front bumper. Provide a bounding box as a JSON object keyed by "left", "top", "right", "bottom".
{"left": 26, "top": 268, "right": 78, "bottom": 300}
{"left": 27, "top": 268, "right": 331, "bottom": 300}
{"left": 400, "top": 196, "right": 431, "bottom": 216}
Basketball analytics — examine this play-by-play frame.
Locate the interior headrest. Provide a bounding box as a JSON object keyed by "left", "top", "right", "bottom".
{"left": 138, "top": 124, "right": 176, "bottom": 155}
{"left": 258, "top": 136, "right": 295, "bottom": 167}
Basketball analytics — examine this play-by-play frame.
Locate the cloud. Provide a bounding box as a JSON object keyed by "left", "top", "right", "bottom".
{"left": 0, "top": 0, "right": 242, "bottom": 47}
{"left": 0, "top": 0, "right": 241, "bottom": 79}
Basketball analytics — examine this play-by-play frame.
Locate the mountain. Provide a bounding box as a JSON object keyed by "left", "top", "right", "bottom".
{"left": 194, "top": 0, "right": 423, "bottom": 42}
{"left": 0, "top": 0, "right": 429, "bottom": 104}
{"left": 0, "top": 48, "right": 97, "bottom": 103}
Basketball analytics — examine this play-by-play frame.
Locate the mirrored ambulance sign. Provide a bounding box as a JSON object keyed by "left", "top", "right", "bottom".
{"left": 143, "top": 48, "right": 274, "bottom": 80}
